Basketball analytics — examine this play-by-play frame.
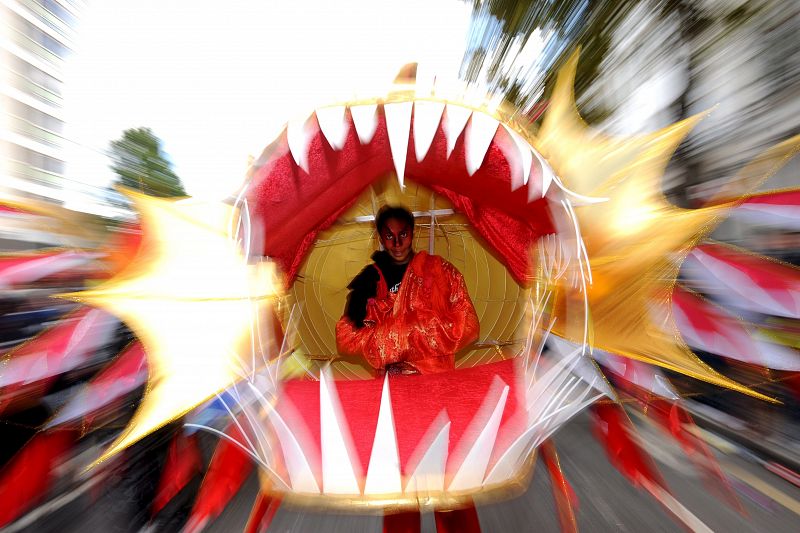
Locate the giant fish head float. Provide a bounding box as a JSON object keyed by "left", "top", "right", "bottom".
{"left": 6, "top": 51, "right": 799, "bottom": 528}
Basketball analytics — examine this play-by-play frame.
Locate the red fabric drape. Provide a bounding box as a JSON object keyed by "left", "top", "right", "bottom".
{"left": 384, "top": 511, "right": 422, "bottom": 533}
{"left": 244, "top": 492, "right": 282, "bottom": 533}
{"left": 433, "top": 505, "right": 482, "bottom": 533}
{"left": 433, "top": 187, "right": 548, "bottom": 285}
{"left": 591, "top": 402, "right": 663, "bottom": 489}
{"left": 541, "top": 440, "right": 578, "bottom": 533}
{"left": 186, "top": 421, "right": 253, "bottom": 532}
{"left": 0, "top": 429, "right": 77, "bottom": 527}
{"left": 151, "top": 432, "right": 202, "bottom": 516}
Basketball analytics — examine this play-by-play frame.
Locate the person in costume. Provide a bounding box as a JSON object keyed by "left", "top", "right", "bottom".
{"left": 336, "top": 205, "right": 480, "bottom": 375}
{"left": 336, "top": 205, "right": 483, "bottom": 532}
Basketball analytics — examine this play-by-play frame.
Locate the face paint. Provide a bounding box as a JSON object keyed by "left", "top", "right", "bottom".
{"left": 379, "top": 218, "right": 413, "bottom": 264}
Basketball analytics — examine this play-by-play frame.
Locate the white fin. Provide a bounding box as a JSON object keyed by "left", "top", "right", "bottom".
{"left": 385, "top": 102, "right": 413, "bottom": 188}
{"left": 413, "top": 101, "right": 445, "bottom": 162}
{"left": 364, "top": 376, "right": 402, "bottom": 495}
{"left": 350, "top": 104, "right": 378, "bottom": 144}
{"left": 442, "top": 104, "right": 472, "bottom": 158}
{"left": 316, "top": 106, "right": 349, "bottom": 150}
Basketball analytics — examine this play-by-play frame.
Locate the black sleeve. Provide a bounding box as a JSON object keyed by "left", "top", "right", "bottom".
{"left": 344, "top": 265, "right": 380, "bottom": 328}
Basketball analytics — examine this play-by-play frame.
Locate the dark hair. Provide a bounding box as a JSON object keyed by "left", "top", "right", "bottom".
{"left": 375, "top": 205, "right": 414, "bottom": 234}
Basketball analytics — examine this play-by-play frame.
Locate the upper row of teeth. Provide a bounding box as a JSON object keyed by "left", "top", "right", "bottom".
{"left": 284, "top": 101, "right": 557, "bottom": 201}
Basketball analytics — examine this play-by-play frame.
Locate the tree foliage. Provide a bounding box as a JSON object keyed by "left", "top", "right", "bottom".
{"left": 463, "top": 0, "right": 637, "bottom": 123}
{"left": 109, "top": 127, "right": 186, "bottom": 198}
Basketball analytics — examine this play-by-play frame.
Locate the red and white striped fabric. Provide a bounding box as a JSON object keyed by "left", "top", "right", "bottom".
{"left": 672, "top": 286, "right": 800, "bottom": 370}
{"left": 46, "top": 341, "right": 148, "bottom": 428}
{"left": 672, "top": 286, "right": 761, "bottom": 363}
{"left": 0, "top": 251, "right": 100, "bottom": 289}
{"left": 732, "top": 189, "right": 800, "bottom": 230}
{"left": 684, "top": 243, "right": 800, "bottom": 319}
{"left": 591, "top": 350, "right": 680, "bottom": 400}
{"left": 0, "top": 307, "right": 119, "bottom": 414}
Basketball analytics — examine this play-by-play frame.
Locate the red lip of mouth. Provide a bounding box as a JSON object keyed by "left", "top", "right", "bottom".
{"left": 244, "top": 100, "right": 558, "bottom": 286}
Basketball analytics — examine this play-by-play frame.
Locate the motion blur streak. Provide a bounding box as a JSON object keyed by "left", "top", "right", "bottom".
{"left": 1, "top": 1, "right": 799, "bottom": 532}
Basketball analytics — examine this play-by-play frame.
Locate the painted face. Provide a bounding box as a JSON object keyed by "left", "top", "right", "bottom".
{"left": 379, "top": 218, "right": 413, "bottom": 264}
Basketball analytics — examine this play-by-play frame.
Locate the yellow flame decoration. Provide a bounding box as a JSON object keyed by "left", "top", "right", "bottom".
{"left": 538, "top": 52, "right": 800, "bottom": 401}
{"left": 60, "top": 192, "right": 278, "bottom": 463}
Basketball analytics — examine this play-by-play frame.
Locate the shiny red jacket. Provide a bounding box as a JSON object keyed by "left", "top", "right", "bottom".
{"left": 336, "top": 251, "right": 479, "bottom": 374}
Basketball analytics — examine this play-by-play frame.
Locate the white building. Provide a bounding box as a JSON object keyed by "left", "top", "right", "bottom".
{"left": 2, "top": 0, "right": 84, "bottom": 205}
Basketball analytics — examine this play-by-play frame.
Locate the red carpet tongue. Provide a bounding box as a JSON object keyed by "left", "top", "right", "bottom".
{"left": 278, "top": 358, "right": 525, "bottom": 483}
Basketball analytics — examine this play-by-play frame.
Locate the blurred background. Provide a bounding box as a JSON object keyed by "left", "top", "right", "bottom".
{"left": 1, "top": 0, "right": 799, "bottom": 531}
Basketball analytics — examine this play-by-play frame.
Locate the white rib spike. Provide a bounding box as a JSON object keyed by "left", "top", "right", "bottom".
{"left": 405, "top": 415, "right": 451, "bottom": 494}
{"left": 547, "top": 336, "right": 614, "bottom": 398}
{"left": 464, "top": 112, "right": 498, "bottom": 176}
{"left": 527, "top": 156, "right": 543, "bottom": 201}
{"left": 502, "top": 125, "right": 533, "bottom": 190}
{"left": 364, "top": 376, "right": 402, "bottom": 495}
{"left": 532, "top": 151, "right": 554, "bottom": 198}
{"left": 316, "top": 106, "right": 349, "bottom": 150}
{"left": 483, "top": 425, "right": 538, "bottom": 485}
{"left": 413, "top": 101, "right": 445, "bottom": 162}
{"left": 448, "top": 381, "right": 509, "bottom": 491}
{"left": 442, "top": 105, "right": 472, "bottom": 158}
{"left": 319, "top": 369, "right": 360, "bottom": 494}
{"left": 268, "top": 409, "right": 321, "bottom": 493}
{"left": 350, "top": 104, "right": 378, "bottom": 144}
{"left": 287, "top": 117, "right": 314, "bottom": 172}
{"left": 385, "top": 102, "right": 413, "bottom": 188}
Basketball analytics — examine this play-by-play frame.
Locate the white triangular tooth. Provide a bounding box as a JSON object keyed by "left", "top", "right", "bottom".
{"left": 405, "top": 415, "right": 450, "bottom": 494}
{"left": 448, "top": 382, "right": 509, "bottom": 491}
{"left": 350, "top": 104, "right": 378, "bottom": 144}
{"left": 464, "top": 112, "right": 498, "bottom": 176}
{"left": 268, "top": 409, "right": 321, "bottom": 493}
{"left": 364, "top": 376, "right": 402, "bottom": 495}
{"left": 442, "top": 105, "right": 471, "bottom": 158}
{"left": 287, "top": 117, "right": 314, "bottom": 172}
{"left": 501, "top": 125, "right": 533, "bottom": 190}
{"left": 384, "top": 102, "right": 413, "bottom": 188}
{"left": 413, "top": 101, "right": 445, "bottom": 162}
{"left": 316, "top": 106, "right": 349, "bottom": 150}
{"left": 319, "top": 369, "right": 360, "bottom": 494}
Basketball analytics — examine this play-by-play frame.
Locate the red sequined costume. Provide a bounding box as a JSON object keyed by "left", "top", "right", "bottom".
{"left": 336, "top": 251, "right": 479, "bottom": 374}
